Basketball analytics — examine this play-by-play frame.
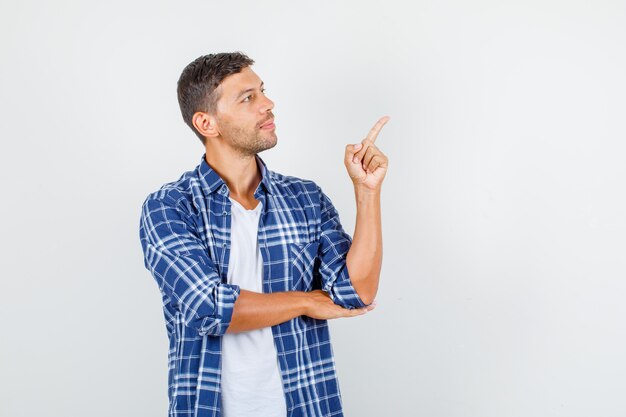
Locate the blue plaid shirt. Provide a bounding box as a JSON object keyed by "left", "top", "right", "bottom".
{"left": 139, "top": 153, "right": 368, "bottom": 417}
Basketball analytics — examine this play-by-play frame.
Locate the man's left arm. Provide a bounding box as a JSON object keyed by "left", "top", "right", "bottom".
{"left": 342, "top": 116, "right": 390, "bottom": 305}
{"left": 315, "top": 116, "right": 390, "bottom": 308}
{"left": 345, "top": 185, "right": 382, "bottom": 305}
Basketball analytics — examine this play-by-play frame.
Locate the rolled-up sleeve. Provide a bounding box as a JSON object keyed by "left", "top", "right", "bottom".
{"left": 316, "top": 186, "right": 369, "bottom": 309}
{"left": 139, "top": 195, "right": 240, "bottom": 336}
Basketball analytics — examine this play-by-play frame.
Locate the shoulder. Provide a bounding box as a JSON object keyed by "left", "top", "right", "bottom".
{"left": 141, "top": 168, "right": 199, "bottom": 214}
{"left": 268, "top": 169, "right": 322, "bottom": 201}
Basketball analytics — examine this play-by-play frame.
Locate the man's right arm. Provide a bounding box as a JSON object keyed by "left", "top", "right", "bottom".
{"left": 140, "top": 194, "right": 374, "bottom": 337}
{"left": 227, "top": 289, "right": 375, "bottom": 333}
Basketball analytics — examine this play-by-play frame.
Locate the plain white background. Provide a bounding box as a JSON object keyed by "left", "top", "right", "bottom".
{"left": 1, "top": 1, "right": 625, "bottom": 416}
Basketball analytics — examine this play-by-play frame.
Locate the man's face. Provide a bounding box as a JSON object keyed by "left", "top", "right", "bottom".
{"left": 213, "top": 66, "right": 277, "bottom": 156}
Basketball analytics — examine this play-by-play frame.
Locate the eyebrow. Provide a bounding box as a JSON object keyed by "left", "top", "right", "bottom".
{"left": 235, "top": 81, "right": 264, "bottom": 101}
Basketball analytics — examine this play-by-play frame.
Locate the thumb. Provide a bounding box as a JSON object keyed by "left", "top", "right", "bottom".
{"left": 345, "top": 143, "right": 363, "bottom": 160}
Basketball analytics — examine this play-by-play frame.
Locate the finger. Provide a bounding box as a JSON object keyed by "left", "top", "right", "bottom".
{"left": 349, "top": 308, "right": 368, "bottom": 317}
{"left": 345, "top": 143, "right": 362, "bottom": 159}
{"left": 365, "top": 153, "right": 388, "bottom": 172}
{"left": 360, "top": 304, "right": 375, "bottom": 313}
{"left": 361, "top": 146, "right": 379, "bottom": 168}
{"left": 352, "top": 116, "right": 389, "bottom": 163}
{"left": 353, "top": 141, "right": 376, "bottom": 164}
{"left": 365, "top": 155, "right": 381, "bottom": 172}
{"left": 346, "top": 143, "right": 364, "bottom": 166}
{"left": 365, "top": 115, "right": 390, "bottom": 144}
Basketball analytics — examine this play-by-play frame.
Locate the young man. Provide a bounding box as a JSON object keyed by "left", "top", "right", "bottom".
{"left": 139, "top": 52, "right": 389, "bottom": 417}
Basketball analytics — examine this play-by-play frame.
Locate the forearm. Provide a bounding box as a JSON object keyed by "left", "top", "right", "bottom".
{"left": 346, "top": 185, "right": 383, "bottom": 305}
{"left": 226, "top": 289, "right": 310, "bottom": 333}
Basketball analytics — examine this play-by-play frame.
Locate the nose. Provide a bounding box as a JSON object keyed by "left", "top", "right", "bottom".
{"left": 259, "top": 94, "right": 274, "bottom": 113}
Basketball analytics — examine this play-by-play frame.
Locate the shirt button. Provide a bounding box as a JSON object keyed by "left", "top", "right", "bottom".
{"left": 222, "top": 211, "right": 227, "bottom": 215}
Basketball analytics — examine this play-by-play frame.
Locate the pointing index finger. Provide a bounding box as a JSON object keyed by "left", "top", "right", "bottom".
{"left": 365, "top": 116, "right": 390, "bottom": 144}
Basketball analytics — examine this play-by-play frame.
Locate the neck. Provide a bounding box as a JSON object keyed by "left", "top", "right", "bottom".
{"left": 204, "top": 144, "right": 262, "bottom": 200}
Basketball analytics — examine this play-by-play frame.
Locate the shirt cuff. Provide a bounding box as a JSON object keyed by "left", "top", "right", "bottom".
{"left": 198, "top": 283, "right": 241, "bottom": 336}
{"left": 324, "top": 266, "right": 369, "bottom": 309}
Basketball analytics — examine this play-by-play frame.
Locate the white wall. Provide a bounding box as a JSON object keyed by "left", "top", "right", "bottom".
{"left": 1, "top": 1, "right": 625, "bottom": 416}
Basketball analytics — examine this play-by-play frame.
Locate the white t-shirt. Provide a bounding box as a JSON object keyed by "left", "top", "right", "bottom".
{"left": 221, "top": 197, "right": 288, "bottom": 417}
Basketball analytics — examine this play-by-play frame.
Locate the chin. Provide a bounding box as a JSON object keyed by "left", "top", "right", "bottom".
{"left": 263, "top": 139, "right": 278, "bottom": 152}
{"left": 264, "top": 133, "right": 278, "bottom": 147}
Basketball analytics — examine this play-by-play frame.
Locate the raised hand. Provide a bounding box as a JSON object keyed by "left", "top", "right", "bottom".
{"left": 344, "top": 116, "right": 390, "bottom": 191}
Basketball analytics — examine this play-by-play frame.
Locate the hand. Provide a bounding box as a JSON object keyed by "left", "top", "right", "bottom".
{"left": 344, "top": 116, "right": 390, "bottom": 191}
{"left": 304, "top": 290, "right": 376, "bottom": 320}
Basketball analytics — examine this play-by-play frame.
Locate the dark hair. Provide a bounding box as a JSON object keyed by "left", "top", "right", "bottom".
{"left": 177, "top": 52, "right": 255, "bottom": 143}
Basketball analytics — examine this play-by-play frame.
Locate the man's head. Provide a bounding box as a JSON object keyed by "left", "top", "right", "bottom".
{"left": 177, "top": 52, "right": 277, "bottom": 156}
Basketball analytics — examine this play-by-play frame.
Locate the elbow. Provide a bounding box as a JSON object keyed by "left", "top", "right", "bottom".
{"left": 351, "top": 278, "right": 378, "bottom": 306}
{"left": 357, "top": 291, "right": 376, "bottom": 306}
{"left": 346, "top": 261, "right": 379, "bottom": 306}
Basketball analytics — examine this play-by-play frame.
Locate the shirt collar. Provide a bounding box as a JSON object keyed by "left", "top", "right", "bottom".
{"left": 198, "top": 152, "right": 274, "bottom": 196}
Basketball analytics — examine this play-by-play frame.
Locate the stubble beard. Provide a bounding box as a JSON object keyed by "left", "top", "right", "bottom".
{"left": 224, "top": 123, "right": 277, "bottom": 158}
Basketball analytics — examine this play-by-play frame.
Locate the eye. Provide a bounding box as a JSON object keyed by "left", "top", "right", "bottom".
{"left": 242, "top": 95, "right": 252, "bottom": 102}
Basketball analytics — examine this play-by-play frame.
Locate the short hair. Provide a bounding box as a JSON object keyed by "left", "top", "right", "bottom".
{"left": 177, "top": 52, "right": 255, "bottom": 144}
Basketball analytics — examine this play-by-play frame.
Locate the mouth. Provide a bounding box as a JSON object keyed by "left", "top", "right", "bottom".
{"left": 259, "top": 118, "right": 275, "bottom": 130}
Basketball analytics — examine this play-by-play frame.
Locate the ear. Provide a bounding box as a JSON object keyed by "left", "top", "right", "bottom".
{"left": 192, "top": 111, "right": 219, "bottom": 139}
